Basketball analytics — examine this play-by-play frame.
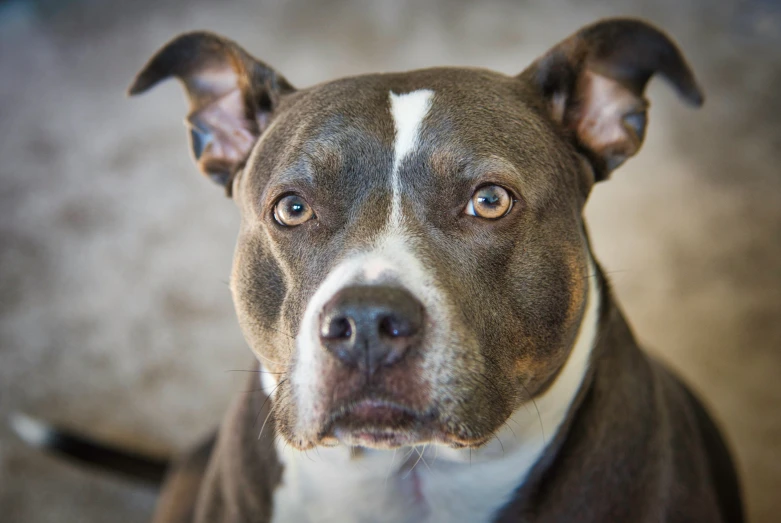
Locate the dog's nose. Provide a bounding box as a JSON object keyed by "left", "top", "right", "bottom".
{"left": 319, "top": 285, "right": 424, "bottom": 375}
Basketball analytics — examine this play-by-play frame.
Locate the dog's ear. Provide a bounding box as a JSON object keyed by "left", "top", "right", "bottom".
{"left": 128, "top": 32, "right": 295, "bottom": 192}
{"left": 520, "top": 18, "right": 703, "bottom": 182}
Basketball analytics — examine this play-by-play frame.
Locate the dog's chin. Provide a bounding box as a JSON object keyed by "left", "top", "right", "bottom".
{"left": 331, "top": 429, "right": 422, "bottom": 449}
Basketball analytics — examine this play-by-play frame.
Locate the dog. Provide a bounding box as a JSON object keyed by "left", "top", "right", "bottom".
{"left": 14, "top": 17, "right": 743, "bottom": 523}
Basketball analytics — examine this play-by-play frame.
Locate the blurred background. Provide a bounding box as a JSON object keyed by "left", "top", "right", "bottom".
{"left": 0, "top": 0, "right": 779, "bottom": 521}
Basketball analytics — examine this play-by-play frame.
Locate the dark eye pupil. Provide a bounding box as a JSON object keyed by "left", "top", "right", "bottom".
{"left": 478, "top": 194, "right": 500, "bottom": 206}
{"left": 477, "top": 188, "right": 502, "bottom": 207}
{"left": 289, "top": 201, "right": 304, "bottom": 214}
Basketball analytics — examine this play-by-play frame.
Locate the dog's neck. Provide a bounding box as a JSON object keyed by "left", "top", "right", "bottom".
{"left": 260, "top": 255, "right": 601, "bottom": 523}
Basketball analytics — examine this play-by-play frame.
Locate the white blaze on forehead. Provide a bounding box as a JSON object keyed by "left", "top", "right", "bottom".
{"left": 388, "top": 89, "right": 434, "bottom": 227}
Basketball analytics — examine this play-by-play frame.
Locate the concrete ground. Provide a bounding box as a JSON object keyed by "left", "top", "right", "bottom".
{"left": 0, "top": 0, "right": 779, "bottom": 521}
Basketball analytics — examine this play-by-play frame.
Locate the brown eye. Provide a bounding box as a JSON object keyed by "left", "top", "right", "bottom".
{"left": 273, "top": 194, "right": 314, "bottom": 226}
{"left": 465, "top": 185, "right": 513, "bottom": 219}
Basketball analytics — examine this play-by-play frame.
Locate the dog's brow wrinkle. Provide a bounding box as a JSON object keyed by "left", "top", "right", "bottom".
{"left": 388, "top": 89, "right": 434, "bottom": 228}
{"left": 301, "top": 143, "right": 343, "bottom": 180}
{"left": 429, "top": 146, "right": 468, "bottom": 178}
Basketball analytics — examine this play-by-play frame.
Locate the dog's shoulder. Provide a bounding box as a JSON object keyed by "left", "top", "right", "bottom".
{"left": 497, "top": 302, "right": 742, "bottom": 523}
{"left": 653, "top": 361, "right": 745, "bottom": 523}
{"left": 153, "top": 372, "right": 282, "bottom": 523}
{"left": 152, "top": 435, "right": 215, "bottom": 523}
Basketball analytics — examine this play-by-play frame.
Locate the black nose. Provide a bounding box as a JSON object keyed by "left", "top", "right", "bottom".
{"left": 319, "top": 285, "right": 424, "bottom": 375}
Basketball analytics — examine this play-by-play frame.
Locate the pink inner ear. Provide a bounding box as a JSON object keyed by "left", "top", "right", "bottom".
{"left": 573, "top": 71, "right": 647, "bottom": 164}
{"left": 189, "top": 67, "right": 241, "bottom": 98}
{"left": 188, "top": 88, "right": 256, "bottom": 166}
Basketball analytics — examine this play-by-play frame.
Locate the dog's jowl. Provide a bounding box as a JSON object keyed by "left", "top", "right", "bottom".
{"left": 125, "top": 18, "right": 742, "bottom": 523}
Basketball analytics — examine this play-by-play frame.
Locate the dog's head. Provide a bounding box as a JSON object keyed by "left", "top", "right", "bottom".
{"left": 131, "top": 19, "right": 701, "bottom": 451}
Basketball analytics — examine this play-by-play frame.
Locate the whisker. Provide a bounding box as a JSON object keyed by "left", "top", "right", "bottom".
{"left": 492, "top": 431, "right": 505, "bottom": 455}
{"left": 401, "top": 445, "right": 417, "bottom": 465}
{"left": 258, "top": 407, "right": 275, "bottom": 441}
{"left": 254, "top": 378, "right": 286, "bottom": 430}
{"left": 502, "top": 420, "right": 518, "bottom": 440}
{"left": 521, "top": 382, "right": 545, "bottom": 444}
{"left": 385, "top": 448, "right": 399, "bottom": 487}
{"left": 403, "top": 445, "right": 426, "bottom": 478}
{"left": 225, "top": 369, "right": 285, "bottom": 375}
{"left": 418, "top": 444, "right": 432, "bottom": 473}
{"left": 237, "top": 319, "right": 296, "bottom": 341}
{"left": 241, "top": 351, "right": 286, "bottom": 366}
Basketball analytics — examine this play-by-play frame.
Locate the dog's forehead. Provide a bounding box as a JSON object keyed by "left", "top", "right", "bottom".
{"left": 244, "top": 67, "right": 569, "bottom": 220}
{"left": 273, "top": 69, "right": 554, "bottom": 170}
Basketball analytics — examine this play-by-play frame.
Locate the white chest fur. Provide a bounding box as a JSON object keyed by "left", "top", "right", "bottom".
{"left": 267, "top": 259, "right": 600, "bottom": 523}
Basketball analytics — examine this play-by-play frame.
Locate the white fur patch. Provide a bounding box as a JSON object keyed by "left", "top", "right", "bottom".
{"left": 271, "top": 444, "right": 426, "bottom": 523}
{"left": 291, "top": 259, "right": 366, "bottom": 440}
{"left": 274, "top": 255, "right": 601, "bottom": 522}
{"left": 388, "top": 90, "right": 434, "bottom": 228}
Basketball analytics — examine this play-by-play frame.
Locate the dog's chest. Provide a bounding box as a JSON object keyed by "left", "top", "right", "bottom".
{"left": 268, "top": 444, "right": 538, "bottom": 523}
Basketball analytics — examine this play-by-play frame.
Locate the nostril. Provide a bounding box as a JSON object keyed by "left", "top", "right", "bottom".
{"left": 379, "top": 315, "right": 413, "bottom": 339}
{"left": 380, "top": 316, "right": 399, "bottom": 338}
{"left": 321, "top": 316, "right": 353, "bottom": 340}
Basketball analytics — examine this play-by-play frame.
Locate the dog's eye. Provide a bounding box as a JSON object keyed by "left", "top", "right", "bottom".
{"left": 465, "top": 185, "right": 513, "bottom": 219}
{"left": 273, "top": 194, "right": 314, "bottom": 226}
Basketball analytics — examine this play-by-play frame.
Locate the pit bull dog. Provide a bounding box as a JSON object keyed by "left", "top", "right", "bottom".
{"left": 16, "top": 17, "right": 744, "bottom": 523}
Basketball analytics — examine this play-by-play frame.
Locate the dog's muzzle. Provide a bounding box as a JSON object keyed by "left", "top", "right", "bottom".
{"left": 314, "top": 284, "right": 433, "bottom": 447}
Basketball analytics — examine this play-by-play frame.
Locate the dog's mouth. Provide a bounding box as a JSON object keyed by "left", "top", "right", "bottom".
{"left": 317, "top": 397, "right": 495, "bottom": 450}
{"left": 321, "top": 398, "right": 438, "bottom": 449}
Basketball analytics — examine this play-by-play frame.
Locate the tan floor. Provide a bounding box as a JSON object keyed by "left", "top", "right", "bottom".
{"left": 1, "top": 0, "right": 779, "bottom": 521}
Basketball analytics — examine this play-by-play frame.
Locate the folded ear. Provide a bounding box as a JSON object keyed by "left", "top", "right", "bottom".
{"left": 520, "top": 18, "right": 703, "bottom": 182}
{"left": 128, "top": 32, "right": 295, "bottom": 192}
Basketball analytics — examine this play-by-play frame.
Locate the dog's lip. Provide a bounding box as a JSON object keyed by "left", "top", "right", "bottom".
{"left": 324, "top": 398, "right": 428, "bottom": 447}
{"left": 320, "top": 398, "right": 493, "bottom": 449}
{"left": 331, "top": 398, "right": 421, "bottom": 427}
